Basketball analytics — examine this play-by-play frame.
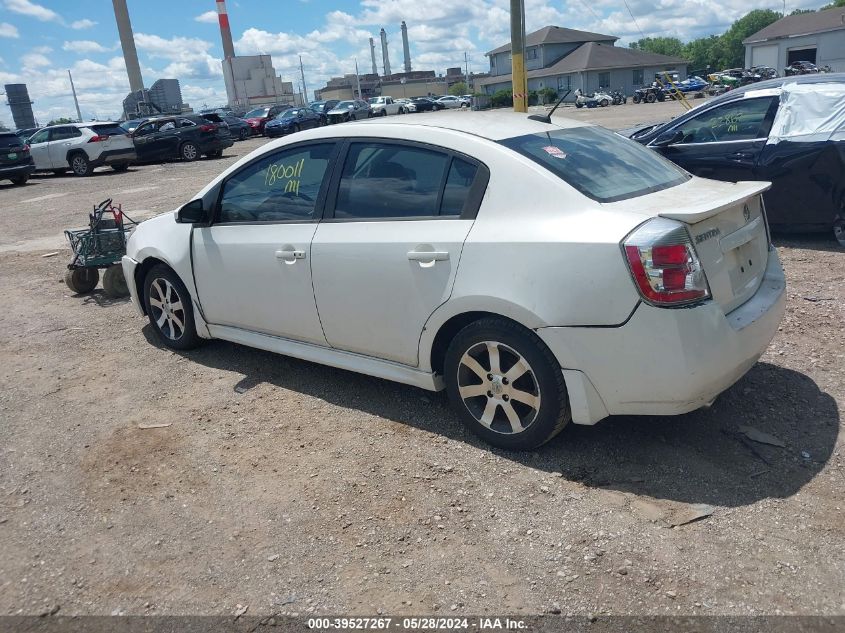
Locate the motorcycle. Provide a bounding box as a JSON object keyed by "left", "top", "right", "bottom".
{"left": 632, "top": 83, "right": 666, "bottom": 104}
{"left": 574, "top": 88, "right": 612, "bottom": 108}
{"left": 611, "top": 89, "right": 627, "bottom": 105}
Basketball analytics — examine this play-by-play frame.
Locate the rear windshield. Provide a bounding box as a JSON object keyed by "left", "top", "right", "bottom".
{"left": 0, "top": 134, "right": 24, "bottom": 148}
{"left": 499, "top": 125, "right": 689, "bottom": 203}
{"left": 89, "top": 124, "right": 127, "bottom": 136}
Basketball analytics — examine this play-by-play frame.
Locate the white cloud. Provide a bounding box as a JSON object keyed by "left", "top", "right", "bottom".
{"left": 135, "top": 33, "right": 222, "bottom": 80}
{"left": 4, "top": 0, "right": 61, "bottom": 23}
{"left": 70, "top": 18, "right": 97, "bottom": 30}
{"left": 0, "top": 21, "right": 19, "bottom": 37}
{"left": 21, "top": 52, "right": 51, "bottom": 69}
{"left": 195, "top": 11, "right": 218, "bottom": 24}
{"left": 63, "top": 40, "right": 110, "bottom": 54}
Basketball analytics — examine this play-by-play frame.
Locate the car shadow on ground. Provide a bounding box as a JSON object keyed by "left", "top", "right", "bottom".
{"left": 141, "top": 325, "right": 839, "bottom": 508}
{"left": 79, "top": 290, "right": 131, "bottom": 307}
{"left": 30, "top": 169, "right": 138, "bottom": 179}
{"left": 773, "top": 233, "right": 843, "bottom": 253}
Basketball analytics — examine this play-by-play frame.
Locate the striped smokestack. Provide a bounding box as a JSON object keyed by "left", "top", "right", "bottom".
{"left": 217, "top": 0, "right": 236, "bottom": 59}
{"left": 112, "top": 0, "right": 144, "bottom": 93}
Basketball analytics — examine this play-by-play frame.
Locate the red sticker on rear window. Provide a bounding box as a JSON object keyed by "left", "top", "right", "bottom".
{"left": 542, "top": 145, "right": 566, "bottom": 159}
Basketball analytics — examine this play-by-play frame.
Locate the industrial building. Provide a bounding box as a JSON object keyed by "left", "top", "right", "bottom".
{"left": 122, "top": 79, "right": 187, "bottom": 118}
{"left": 315, "top": 22, "right": 467, "bottom": 101}
{"left": 743, "top": 6, "right": 845, "bottom": 72}
{"left": 476, "top": 26, "right": 687, "bottom": 99}
{"left": 4, "top": 84, "right": 36, "bottom": 129}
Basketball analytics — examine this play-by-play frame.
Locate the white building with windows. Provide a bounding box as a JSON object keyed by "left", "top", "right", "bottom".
{"left": 476, "top": 26, "right": 688, "bottom": 100}
{"left": 743, "top": 6, "right": 845, "bottom": 72}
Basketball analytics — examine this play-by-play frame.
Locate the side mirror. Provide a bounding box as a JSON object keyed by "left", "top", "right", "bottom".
{"left": 176, "top": 199, "right": 209, "bottom": 224}
{"left": 652, "top": 129, "right": 684, "bottom": 147}
{"left": 348, "top": 104, "right": 355, "bottom": 109}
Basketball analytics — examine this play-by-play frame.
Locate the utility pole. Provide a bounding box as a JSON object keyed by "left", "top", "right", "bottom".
{"left": 354, "top": 59, "right": 362, "bottom": 99}
{"left": 510, "top": 0, "right": 527, "bottom": 112}
{"left": 464, "top": 51, "right": 470, "bottom": 91}
{"left": 299, "top": 55, "right": 308, "bottom": 104}
{"left": 68, "top": 69, "right": 82, "bottom": 122}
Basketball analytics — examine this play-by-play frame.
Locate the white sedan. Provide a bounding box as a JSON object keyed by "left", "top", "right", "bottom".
{"left": 435, "top": 95, "right": 469, "bottom": 109}
{"left": 122, "top": 111, "right": 785, "bottom": 450}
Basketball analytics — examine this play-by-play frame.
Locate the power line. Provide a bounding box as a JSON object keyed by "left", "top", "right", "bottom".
{"left": 576, "top": 0, "right": 603, "bottom": 25}
{"left": 621, "top": 0, "right": 647, "bottom": 41}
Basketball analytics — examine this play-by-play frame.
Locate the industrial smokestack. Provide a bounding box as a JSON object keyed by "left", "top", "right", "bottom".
{"left": 216, "top": 0, "right": 236, "bottom": 59}
{"left": 401, "top": 22, "right": 411, "bottom": 73}
{"left": 4, "top": 83, "right": 36, "bottom": 129}
{"left": 112, "top": 0, "right": 144, "bottom": 93}
{"left": 380, "top": 29, "right": 392, "bottom": 77}
{"left": 369, "top": 38, "right": 378, "bottom": 75}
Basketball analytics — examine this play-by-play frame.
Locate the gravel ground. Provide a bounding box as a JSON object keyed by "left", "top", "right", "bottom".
{"left": 0, "top": 107, "right": 843, "bottom": 618}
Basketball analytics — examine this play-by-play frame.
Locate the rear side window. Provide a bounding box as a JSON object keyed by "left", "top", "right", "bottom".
{"left": 50, "top": 127, "right": 83, "bottom": 141}
{"left": 335, "top": 143, "right": 451, "bottom": 219}
{"left": 0, "top": 134, "right": 23, "bottom": 148}
{"left": 89, "top": 124, "right": 127, "bottom": 136}
{"left": 441, "top": 158, "right": 478, "bottom": 216}
{"left": 672, "top": 97, "right": 777, "bottom": 144}
{"left": 500, "top": 126, "right": 689, "bottom": 203}
{"left": 218, "top": 143, "right": 335, "bottom": 223}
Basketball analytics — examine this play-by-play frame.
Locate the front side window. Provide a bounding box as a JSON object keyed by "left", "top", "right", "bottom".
{"left": 500, "top": 126, "right": 689, "bottom": 203}
{"left": 218, "top": 143, "right": 335, "bottom": 223}
{"left": 29, "top": 129, "right": 49, "bottom": 144}
{"left": 334, "top": 143, "right": 453, "bottom": 219}
{"left": 670, "top": 97, "right": 777, "bottom": 144}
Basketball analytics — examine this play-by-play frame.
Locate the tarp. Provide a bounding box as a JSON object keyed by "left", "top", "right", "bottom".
{"left": 767, "top": 81, "right": 845, "bottom": 144}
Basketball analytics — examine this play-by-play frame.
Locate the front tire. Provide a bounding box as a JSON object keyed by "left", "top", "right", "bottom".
{"left": 180, "top": 142, "right": 199, "bottom": 162}
{"left": 834, "top": 219, "right": 845, "bottom": 248}
{"left": 143, "top": 264, "right": 202, "bottom": 350}
{"left": 600, "top": 99, "right": 609, "bottom": 107}
{"left": 11, "top": 175, "right": 28, "bottom": 185}
{"left": 444, "top": 317, "right": 570, "bottom": 450}
{"left": 111, "top": 163, "right": 130, "bottom": 172}
{"left": 239, "top": 128, "right": 249, "bottom": 140}
{"left": 65, "top": 267, "right": 99, "bottom": 294}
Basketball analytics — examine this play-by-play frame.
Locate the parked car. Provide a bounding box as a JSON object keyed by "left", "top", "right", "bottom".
{"left": 409, "top": 97, "right": 443, "bottom": 112}
{"left": 121, "top": 111, "right": 785, "bottom": 450}
{"left": 243, "top": 104, "right": 292, "bottom": 136}
{"left": 264, "top": 108, "right": 323, "bottom": 137}
{"left": 120, "top": 119, "right": 145, "bottom": 134}
{"left": 395, "top": 98, "right": 414, "bottom": 113}
{"left": 27, "top": 122, "right": 136, "bottom": 176}
{"left": 625, "top": 73, "right": 845, "bottom": 244}
{"left": 326, "top": 100, "right": 371, "bottom": 123}
{"left": 784, "top": 61, "right": 819, "bottom": 76}
{"left": 0, "top": 131, "right": 35, "bottom": 185}
{"left": 223, "top": 116, "right": 251, "bottom": 141}
{"left": 751, "top": 66, "right": 778, "bottom": 80}
{"left": 435, "top": 95, "right": 469, "bottom": 109}
{"left": 131, "top": 115, "right": 233, "bottom": 163}
{"left": 368, "top": 96, "right": 402, "bottom": 116}
{"left": 308, "top": 100, "right": 340, "bottom": 125}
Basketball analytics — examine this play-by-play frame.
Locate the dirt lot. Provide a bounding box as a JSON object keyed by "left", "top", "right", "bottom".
{"left": 0, "top": 106, "right": 843, "bottom": 618}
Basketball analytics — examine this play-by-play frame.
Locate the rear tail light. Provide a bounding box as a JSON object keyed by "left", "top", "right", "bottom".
{"left": 88, "top": 135, "right": 109, "bottom": 142}
{"left": 22, "top": 144, "right": 30, "bottom": 154}
{"left": 622, "top": 217, "right": 710, "bottom": 307}
{"left": 199, "top": 124, "right": 216, "bottom": 132}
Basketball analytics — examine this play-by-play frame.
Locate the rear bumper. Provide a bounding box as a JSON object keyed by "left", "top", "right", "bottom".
{"left": 121, "top": 255, "right": 144, "bottom": 317}
{"left": 202, "top": 138, "right": 234, "bottom": 151}
{"left": 93, "top": 148, "right": 137, "bottom": 166}
{"left": 0, "top": 162, "right": 35, "bottom": 178}
{"left": 537, "top": 247, "right": 786, "bottom": 424}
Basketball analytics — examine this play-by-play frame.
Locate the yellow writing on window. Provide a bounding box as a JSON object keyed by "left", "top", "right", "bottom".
{"left": 265, "top": 158, "right": 305, "bottom": 187}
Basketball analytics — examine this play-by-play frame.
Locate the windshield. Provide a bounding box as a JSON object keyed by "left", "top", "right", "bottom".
{"left": 309, "top": 102, "right": 324, "bottom": 111}
{"left": 245, "top": 107, "right": 269, "bottom": 118}
{"left": 278, "top": 109, "right": 298, "bottom": 119}
{"left": 500, "top": 126, "right": 689, "bottom": 203}
{"left": 368, "top": 98, "right": 383, "bottom": 104}
{"left": 335, "top": 101, "right": 354, "bottom": 109}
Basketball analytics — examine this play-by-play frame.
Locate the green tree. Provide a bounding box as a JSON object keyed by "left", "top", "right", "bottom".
{"left": 46, "top": 117, "right": 74, "bottom": 126}
{"left": 683, "top": 35, "right": 721, "bottom": 72}
{"left": 820, "top": 0, "right": 845, "bottom": 8}
{"left": 630, "top": 36, "right": 685, "bottom": 58}
{"left": 448, "top": 81, "right": 468, "bottom": 96}
{"left": 717, "top": 9, "right": 782, "bottom": 68}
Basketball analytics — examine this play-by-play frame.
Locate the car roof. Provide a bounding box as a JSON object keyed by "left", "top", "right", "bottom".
{"left": 37, "top": 121, "right": 121, "bottom": 130}
{"left": 712, "top": 72, "right": 845, "bottom": 103}
{"left": 334, "top": 110, "right": 589, "bottom": 141}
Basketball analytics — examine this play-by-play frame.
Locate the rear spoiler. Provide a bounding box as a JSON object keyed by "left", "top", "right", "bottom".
{"left": 659, "top": 181, "right": 771, "bottom": 224}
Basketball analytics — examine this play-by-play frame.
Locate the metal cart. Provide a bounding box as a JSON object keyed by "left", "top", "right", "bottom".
{"left": 64, "top": 199, "right": 137, "bottom": 297}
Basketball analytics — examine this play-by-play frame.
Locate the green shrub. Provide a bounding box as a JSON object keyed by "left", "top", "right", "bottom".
{"left": 491, "top": 89, "right": 513, "bottom": 108}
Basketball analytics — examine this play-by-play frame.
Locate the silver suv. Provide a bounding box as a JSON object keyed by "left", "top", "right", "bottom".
{"left": 27, "top": 122, "right": 137, "bottom": 177}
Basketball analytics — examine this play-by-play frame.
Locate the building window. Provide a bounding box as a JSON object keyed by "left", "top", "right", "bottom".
{"left": 598, "top": 72, "right": 610, "bottom": 89}
{"left": 633, "top": 69, "right": 644, "bottom": 86}
{"left": 526, "top": 47, "right": 538, "bottom": 60}
{"left": 558, "top": 75, "right": 571, "bottom": 91}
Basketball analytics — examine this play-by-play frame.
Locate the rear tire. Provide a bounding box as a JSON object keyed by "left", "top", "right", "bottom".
{"left": 575, "top": 102, "right": 583, "bottom": 108}
{"left": 834, "top": 220, "right": 845, "bottom": 248}
{"left": 239, "top": 128, "right": 249, "bottom": 141}
{"left": 180, "top": 142, "right": 199, "bottom": 162}
{"left": 65, "top": 268, "right": 99, "bottom": 294}
{"left": 600, "top": 99, "right": 609, "bottom": 107}
{"left": 444, "top": 317, "right": 570, "bottom": 451}
{"left": 69, "top": 153, "right": 94, "bottom": 176}
{"left": 143, "top": 264, "right": 202, "bottom": 350}
{"left": 111, "top": 163, "right": 130, "bottom": 172}
{"left": 10, "top": 175, "right": 28, "bottom": 185}
{"left": 646, "top": 93, "right": 657, "bottom": 103}
{"left": 102, "top": 265, "right": 129, "bottom": 298}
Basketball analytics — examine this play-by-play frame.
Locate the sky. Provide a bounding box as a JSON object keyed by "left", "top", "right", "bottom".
{"left": 0, "top": 0, "right": 819, "bottom": 126}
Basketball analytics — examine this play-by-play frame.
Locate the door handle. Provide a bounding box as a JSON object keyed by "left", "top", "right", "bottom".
{"left": 275, "top": 249, "right": 305, "bottom": 260}
{"left": 728, "top": 151, "right": 754, "bottom": 160}
{"left": 407, "top": 250, "right": 449, "bottom": 262}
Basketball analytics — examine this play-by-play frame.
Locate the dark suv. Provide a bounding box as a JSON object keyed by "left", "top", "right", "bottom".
{"left": 131, "top": 115, "right": 233, "bottom": 162}
{"left": 0, "top": 132, "right": 35, "bottom": 186}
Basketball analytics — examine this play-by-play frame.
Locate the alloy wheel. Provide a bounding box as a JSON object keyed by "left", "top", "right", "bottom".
{"left": 148, "top": 277, "right": 185, "bottom": 341}
{"left": 72, "top": 155, "right": 88, "bottom": 175}
{"left": 182, "top": 143, "right": 198, "bottom": 161}
{"left": 457, "top": 341, "right": 541, "bottom": 435}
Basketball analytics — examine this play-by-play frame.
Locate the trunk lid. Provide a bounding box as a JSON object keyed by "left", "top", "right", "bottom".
{"left": 613, "top": 178, "right": 772, "bottom": 314}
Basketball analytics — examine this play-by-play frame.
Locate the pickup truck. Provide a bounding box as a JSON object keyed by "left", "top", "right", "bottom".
{"left": 367, "top": 96, "right": 403, "bottom": 117}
